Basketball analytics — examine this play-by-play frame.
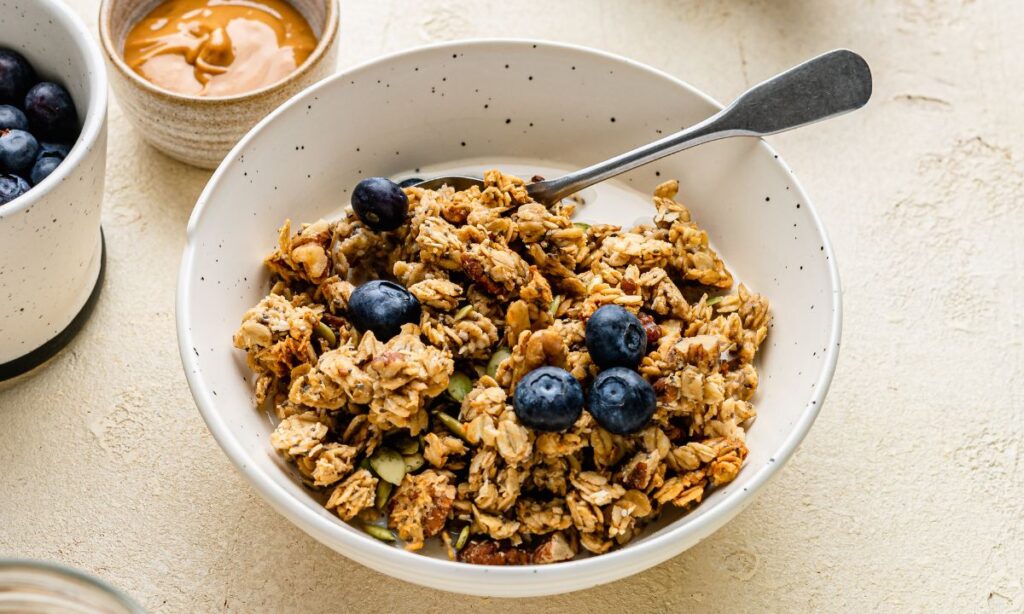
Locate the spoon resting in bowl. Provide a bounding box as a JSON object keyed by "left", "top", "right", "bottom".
{"left": 415, "top": 48, "right": 871, "bottom": 204}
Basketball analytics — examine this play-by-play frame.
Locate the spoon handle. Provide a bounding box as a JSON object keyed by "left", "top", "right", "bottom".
{"left": 527, "top": 49, "right": 872, "bottom": 204}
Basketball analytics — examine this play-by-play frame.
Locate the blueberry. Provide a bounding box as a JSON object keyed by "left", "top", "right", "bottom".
{"left": 38, "top": 141, "right": 71, "bottom": 160}
{"left": 0, "top": 49, "right": 36, "bottom": 105}
{"left": 24, "top": 82, "right": 78, "bottom": 140}
{"left": 0, "top": 105, "right": 28, "bottom": 131}
{"left": 587, "top": 367, "right": 657, "bottom": 435}
{"left": 352, "top": 177, "right": 409, "bottom": 231}
{"left": 585, "top": 305, "right": 647, "bottom": 369}
{"left": 397, "top": 177, "right": 423, "bottom": 188}
{"left": 30, "top": 155, "right": 61, "bottom": 185}
{"left": 0, "top": 129, "right": 39, "bottom": 174}
{"left": 31, "top": 141, "right": 70, "bottom": 184}
{"left": 0, "top": 173, "right": 31, "bottom": 205}
{"left": 348, "top": 280, "right": 421, "bottom": 340}
{"left": 513, "top": 366, "right": 584, "bottom": 432}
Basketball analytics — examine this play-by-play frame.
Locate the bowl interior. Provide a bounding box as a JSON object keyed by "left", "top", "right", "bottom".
{"left": 179, "top": 40, "right": 839, "bottom": 596}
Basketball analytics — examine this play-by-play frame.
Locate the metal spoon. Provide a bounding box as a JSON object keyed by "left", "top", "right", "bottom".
{"left": 415, "top": 49, "right": 871, "bottom": 204}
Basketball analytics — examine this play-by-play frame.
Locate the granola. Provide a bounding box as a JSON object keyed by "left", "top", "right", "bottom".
{"left": 234, "top": 171, "right": 770, "bottom": 564}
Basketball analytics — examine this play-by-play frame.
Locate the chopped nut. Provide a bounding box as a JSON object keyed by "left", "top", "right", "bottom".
{"left": 387, "top": 470, "right": 456, "bottom": 550}
{"left": 531, "top": 531, "right": 578, "bottom": 564}
{"left": 458, "top": 540, "right": 530, "bottom": 565}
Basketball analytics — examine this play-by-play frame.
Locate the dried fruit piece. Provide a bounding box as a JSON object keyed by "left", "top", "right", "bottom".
{"left": 458, "top": 540, "right": 530, "bottom": 565}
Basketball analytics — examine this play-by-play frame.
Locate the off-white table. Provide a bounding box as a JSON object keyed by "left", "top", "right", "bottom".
{"left": 3, "top": 1, "right": 1022, "bottom": 611}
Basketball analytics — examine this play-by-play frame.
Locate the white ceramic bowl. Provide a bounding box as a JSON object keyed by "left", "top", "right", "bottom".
{"left": 177, "top": 40, "right": 841, "bottom": 597}
{"left": 0, "top": 0, "right": 107, "bottom": 380}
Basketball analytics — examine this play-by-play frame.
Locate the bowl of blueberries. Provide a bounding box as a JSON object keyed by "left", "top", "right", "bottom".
{"left": 0, "top": 0, "right": 108, "bottom": 381}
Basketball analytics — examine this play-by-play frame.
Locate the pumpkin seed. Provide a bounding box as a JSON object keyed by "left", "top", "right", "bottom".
{"left": 447, "top": 372, "right": 473, "bottom": 403}
{"left": 403, "top": 452, "right": 425, "bottom": 473}
{"left": 453, "top": 304, "right": 474, "bottom": 321}
{"left": 435, "top": 412, "right": 468, "bottom": 441}
{"left": 314, "top": 321, "right": 337, "bottom": 347}
{"left": 394, "top": 436, "right": 419, "bottom": 456}
{"left": 573, "top": 222, "right": 591, "bottom": 230}
{"left": 486, "top": 347, "right": 511, "bottom": 378}
{"left": 369, "top": 448, "right": 406, "bottom": 485}
{"left": 363, "top": 524, "right": 396, "bottom": 542}
{"left": 454, "top": 525, "right": 470, "bottom": 550}
{"left": 375, "top": 479, "right": 393, "bottom": 509}
{"left": 706, "top": 295, "right": 723, "bottom": 306}
{"left": 548, "top": 295, "right": 563, "bottom": 316}
{"left": 358, "top": 457, "right": 372, "bottom": 471}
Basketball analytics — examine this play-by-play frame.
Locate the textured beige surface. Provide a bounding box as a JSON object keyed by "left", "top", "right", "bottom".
{"left": 2, "top": 0, "right": 1022, "bottom": 611}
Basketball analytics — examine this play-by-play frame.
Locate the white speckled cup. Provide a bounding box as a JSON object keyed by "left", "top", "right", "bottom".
{"left": 99, "top": 0, "right": 339, "bottom": 169}
{"left": 0, "top": 0, "right": 108, "bottom": 381}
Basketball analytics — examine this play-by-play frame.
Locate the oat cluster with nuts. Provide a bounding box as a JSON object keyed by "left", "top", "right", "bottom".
{"left": 233, "top": 170, "right": 770, "bottom": 564}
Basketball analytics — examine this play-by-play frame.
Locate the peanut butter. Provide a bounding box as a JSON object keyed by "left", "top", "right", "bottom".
{"left": 124, "top": 0, "right": 317, "bottom": 97}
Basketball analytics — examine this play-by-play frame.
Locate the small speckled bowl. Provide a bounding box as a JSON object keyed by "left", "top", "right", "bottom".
{"left": 0, "top": 0, "right": 108, "bottom": 382}
{"left": 98, "top": 0, "right": 338, "bottom": 169}
{"left": 178, "top": 40, "right": 842, "bottom": 597}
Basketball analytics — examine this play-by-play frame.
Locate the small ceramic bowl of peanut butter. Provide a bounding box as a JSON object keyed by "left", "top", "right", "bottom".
{"left": 99, "top": 0, "right": 338, "bottom": 168}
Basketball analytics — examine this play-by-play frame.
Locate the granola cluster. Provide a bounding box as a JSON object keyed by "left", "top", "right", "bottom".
{"left": 233, "top": 170, "right": 770, "bottom": 564}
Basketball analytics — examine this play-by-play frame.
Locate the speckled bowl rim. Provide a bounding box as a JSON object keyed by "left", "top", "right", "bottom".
{"left": 0, "top": 0, "right": 108, "bottom": 216}
{"left": 178, "top": 38, "right": 842, "bottom": 594}
{"left": 97, "top": 0, "right": 339, "bottom": 104}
